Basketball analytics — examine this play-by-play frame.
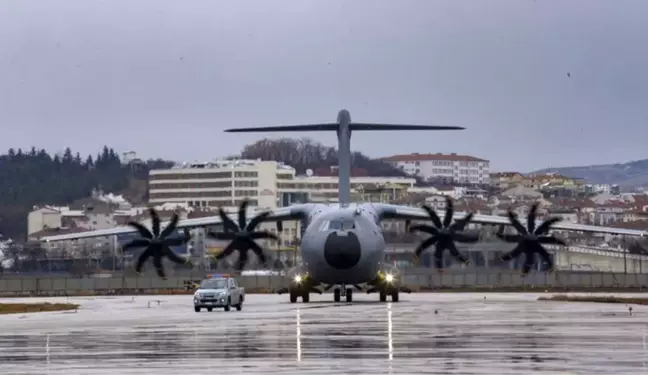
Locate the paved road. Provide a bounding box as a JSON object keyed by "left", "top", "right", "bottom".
{"left": 0, "top": 293, "right": 647, "bottom": 374}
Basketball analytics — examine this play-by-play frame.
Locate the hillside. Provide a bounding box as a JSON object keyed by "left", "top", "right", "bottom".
{"left": 534, "top": 158, "right": 648, "bottom": 189}
{"left": 0, "top": 146, "right": 174, "bottom": 241}
{"left": 240, "top": 138, "right": 412, "bottom": 178}
{"left": 0, "top": 139, "right": 407, "bottom": 241}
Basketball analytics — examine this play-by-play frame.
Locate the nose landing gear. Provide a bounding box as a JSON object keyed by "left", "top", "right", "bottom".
{"left": 333, "top": 285, "right": 354, "bottom": 302}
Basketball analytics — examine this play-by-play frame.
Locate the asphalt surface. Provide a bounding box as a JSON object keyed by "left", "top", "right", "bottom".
{"left": 0, "top": 293, "right": 647, "bottom": 374}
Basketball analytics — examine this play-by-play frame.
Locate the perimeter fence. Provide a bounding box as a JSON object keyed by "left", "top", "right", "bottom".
{"left": 2, "top": 268, "right": 648, "bottom": 297}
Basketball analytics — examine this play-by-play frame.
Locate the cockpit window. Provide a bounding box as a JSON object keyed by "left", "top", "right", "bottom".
{"left": 328, "top": 219, "right": 356, "bottom": 230}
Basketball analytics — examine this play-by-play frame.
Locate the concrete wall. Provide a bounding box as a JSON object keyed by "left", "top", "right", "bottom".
{"left": 3, "top": 269, "right": 648, "bottom": 296}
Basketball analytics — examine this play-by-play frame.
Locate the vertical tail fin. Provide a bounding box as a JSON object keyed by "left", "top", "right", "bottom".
{"left": 224, "top": 109, "right": 465, "bottom": 205}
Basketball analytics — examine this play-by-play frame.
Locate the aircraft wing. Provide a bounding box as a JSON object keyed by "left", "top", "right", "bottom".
{"left": 373, "top": 203, "right": 647, "bottom": 237}
{"left": 39, "top": 204, "right": 315, "bottom": 243}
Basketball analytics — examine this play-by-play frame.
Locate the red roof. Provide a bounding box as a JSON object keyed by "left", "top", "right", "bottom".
{"left": 381, "top": 153, "right": 488, "bottom": 162}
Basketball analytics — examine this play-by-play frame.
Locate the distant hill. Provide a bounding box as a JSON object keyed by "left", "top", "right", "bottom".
{"left": 533, "top": 158, "right": 648, "bottom": 189}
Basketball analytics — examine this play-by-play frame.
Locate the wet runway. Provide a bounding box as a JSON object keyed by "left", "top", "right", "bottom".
{"left": 1, "top": 293, "right": 647, "bottom": 374}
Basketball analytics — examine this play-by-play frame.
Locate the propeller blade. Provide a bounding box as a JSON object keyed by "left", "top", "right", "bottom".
{"left": 235, "top": 250, "right": 249, "bottom": 271}
{"left": 433, "top": 245, "right": 444, "bottom": 269}
{"left": 218, "top": 208, "right": 239, "bottom": 232}
{"left": 215, "top": 242, "right": 237, "bottom": 260}
{"left": 521, "top": 253, "right": 535, "bottom": 275}
{"left": 507, "top": 211, "right": 528, "bottom": 235}
{"left": 446, "top": 241, "right": 469, "bottom": 263}
{"left": 409, "top": 224, "right": 439, "bottom": 236}
{"left": 122, "top": 238, "right": 150, "bottom": 251}
{"left": 527, "top": 202, "right": 539, "bottom": 233}
{"left": 159, "top": 213, "right": 180, "bottom": 239}
{"left": 500, "top": 244, "right": 525, "bottom": 261}
{"left": 149, "top": 208, "right": 161, "bottom": 237}
{"left": 246, "top": 211, "right": 272, "bottom": 231}
{"left": 127, "top": 221, "right": 154, "bottom": 240}
{"left": 162, "top": 246, "right": 191, "bottom": 265}
{"left": 443, "top": 196, "right": 454, "bottom": 228}
{"left": 135, "top": 248, "right": 152, "bottom": 274}
{"left": 249, "top": 231, "right": 279, "bottom": 241}
{"left": 534, "top": 217, "right": 562, "bottom": 236}
{"left": 238, "top": 199, "right": 250, "bottom": 229}
{"left": 535, "top": 244, "right": 554, "bottom": 271}
{"left": 452, "top": 232, "right": 480, "bottom": 243}
{"left": 496, "top": 233, "right": 524, "bottom": 243}
{"left": 538, "top": 235, "right": 566, "bottom": 246}
{"left": 450, "top": 213, "right": 473, "bottom": 231}
{"left": 414, "top": 236, "right": 439, "bottom": 258}
{"left": 163, "top": 237, "right": 185, "bottom": 247}
{"left": 152, "top": 255, "right": 166, "bottom": 279}
{"left": 182, "top": 228, "right": 192, "bottom": 243}
{"left": 248, "top": 240, "right": 268, "bottom": 264}
{"left": 207, "top": 231, "right": 237, "bottom": 241}
{"left": 422, "top": 205, "right": 443, "bottom": 228}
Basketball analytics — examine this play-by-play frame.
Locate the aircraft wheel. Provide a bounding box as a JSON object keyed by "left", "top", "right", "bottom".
{"left": 379, "top": 291, "right": 387, "bottom": 302}
{"left": 289, "top": 292, "right": 298, "bottom": 303}
{"left": 334, "top": 288, "right": 341, "bottom": 302}
{"left": 302, "top": 293, "right": 310, "bottom": 303}
{"left": 346, "top": 288, "right": 353, "bottom": 303}
{"left": 391, "top": 291, "right": 399, "bottom": 302}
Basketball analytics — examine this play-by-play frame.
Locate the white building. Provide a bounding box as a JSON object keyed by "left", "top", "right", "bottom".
{"left": 148, "top": 159, "right": 417, "bottom": 209}
{"left": 381, "top": 153, "right": 490, "bottom": 184}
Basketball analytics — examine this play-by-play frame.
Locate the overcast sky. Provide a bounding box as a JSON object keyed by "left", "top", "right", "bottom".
{"left": 1, "top": 0, "right": 646, "bottom": 172}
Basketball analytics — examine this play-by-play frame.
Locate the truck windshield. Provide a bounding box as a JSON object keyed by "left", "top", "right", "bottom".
{"left": 200, "top": 279, "right": 228, "bottom": 289}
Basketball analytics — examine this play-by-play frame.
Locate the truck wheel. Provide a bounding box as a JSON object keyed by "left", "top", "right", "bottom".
{"left": 224, "top": 297, "right": 231, "bottom": 311}
{"left": 236, "top": 303, "right": 242, "bottom": 311}
{"left": 194, "top": 307, "right": 200, "bottom": 312}
{"left": 207, "top": 307, "right": 213, "bottom": 312}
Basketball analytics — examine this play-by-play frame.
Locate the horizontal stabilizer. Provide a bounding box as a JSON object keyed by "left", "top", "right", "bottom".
{"left": 225, "top": 123, "right": 464, "bottom": 132}
{"left": 225, "top": 124, "right": 338, "bottom": 132}
{"left": 350, "top": 123, "right": 464, "bottom": 131}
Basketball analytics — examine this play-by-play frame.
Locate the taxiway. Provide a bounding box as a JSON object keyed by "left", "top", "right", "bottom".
{"left": 0, "top": 293, "right": 646, "bottom": 374}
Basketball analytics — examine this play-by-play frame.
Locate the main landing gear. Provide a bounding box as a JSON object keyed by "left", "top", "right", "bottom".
{"left": 276, "top": 273, "right": 322, "bottom": 303}
{"left": 366, "top": 272, "right": 411, "bottom": 302}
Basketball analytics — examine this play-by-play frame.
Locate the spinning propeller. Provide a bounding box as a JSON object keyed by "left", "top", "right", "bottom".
{"left": 497, "top": 202, "right": 565, "bottom": 274}
{"left": 409, "top": 196, "right": 479, "bottom": 270}
{"left": 122, "top": 208, "right": 192, "bottom": 279}
{"left": 207, "top": 199, "right": 278, "bottom": 271}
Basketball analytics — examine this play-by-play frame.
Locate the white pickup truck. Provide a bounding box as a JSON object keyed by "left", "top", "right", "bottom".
{"left": 193, "top": 275, "right": 245, "bottom": 312}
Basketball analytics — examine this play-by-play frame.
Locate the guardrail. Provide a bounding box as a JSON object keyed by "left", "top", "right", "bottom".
{"left": 2, "top": 269, "right": 648, "bottom": 297}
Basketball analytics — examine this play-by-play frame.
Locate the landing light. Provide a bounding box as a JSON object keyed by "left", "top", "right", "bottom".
{"left": 385, "top": 273, "right": 394, "bottom": 283}
{"left": 294, "top": 275, "right": 303, "bottom": 284}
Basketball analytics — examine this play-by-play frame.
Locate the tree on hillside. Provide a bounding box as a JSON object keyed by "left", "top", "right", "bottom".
{"left": 0, "top": 146, "right": 174, "bottom": 241}
{"left": 240, "top": 137, "right": 411, "bottom": 177}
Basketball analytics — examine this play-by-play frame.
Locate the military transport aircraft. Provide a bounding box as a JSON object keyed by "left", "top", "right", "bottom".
{"left": 40, "top": 109, "right": 648, "bottom": 304}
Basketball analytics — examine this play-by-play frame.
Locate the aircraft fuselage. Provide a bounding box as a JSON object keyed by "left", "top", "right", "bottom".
{"left": 298, "top": 203, "right": 387, "bottom": 284}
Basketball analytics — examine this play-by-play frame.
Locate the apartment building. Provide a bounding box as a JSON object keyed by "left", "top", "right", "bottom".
{"left": 381, "top": 153, "right": 490, "bottom": 184}
{"left": 148, "top": 159, "right": 417, "bottom": 209}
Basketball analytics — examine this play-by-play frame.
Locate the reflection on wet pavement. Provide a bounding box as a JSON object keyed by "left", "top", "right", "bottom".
{"left": 0, "top": 293, "right": 647, "bottom": 374}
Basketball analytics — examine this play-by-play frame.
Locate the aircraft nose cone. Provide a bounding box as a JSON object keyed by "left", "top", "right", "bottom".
{"left": 323, "top": 231, "right": 361, "bottom": 270}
